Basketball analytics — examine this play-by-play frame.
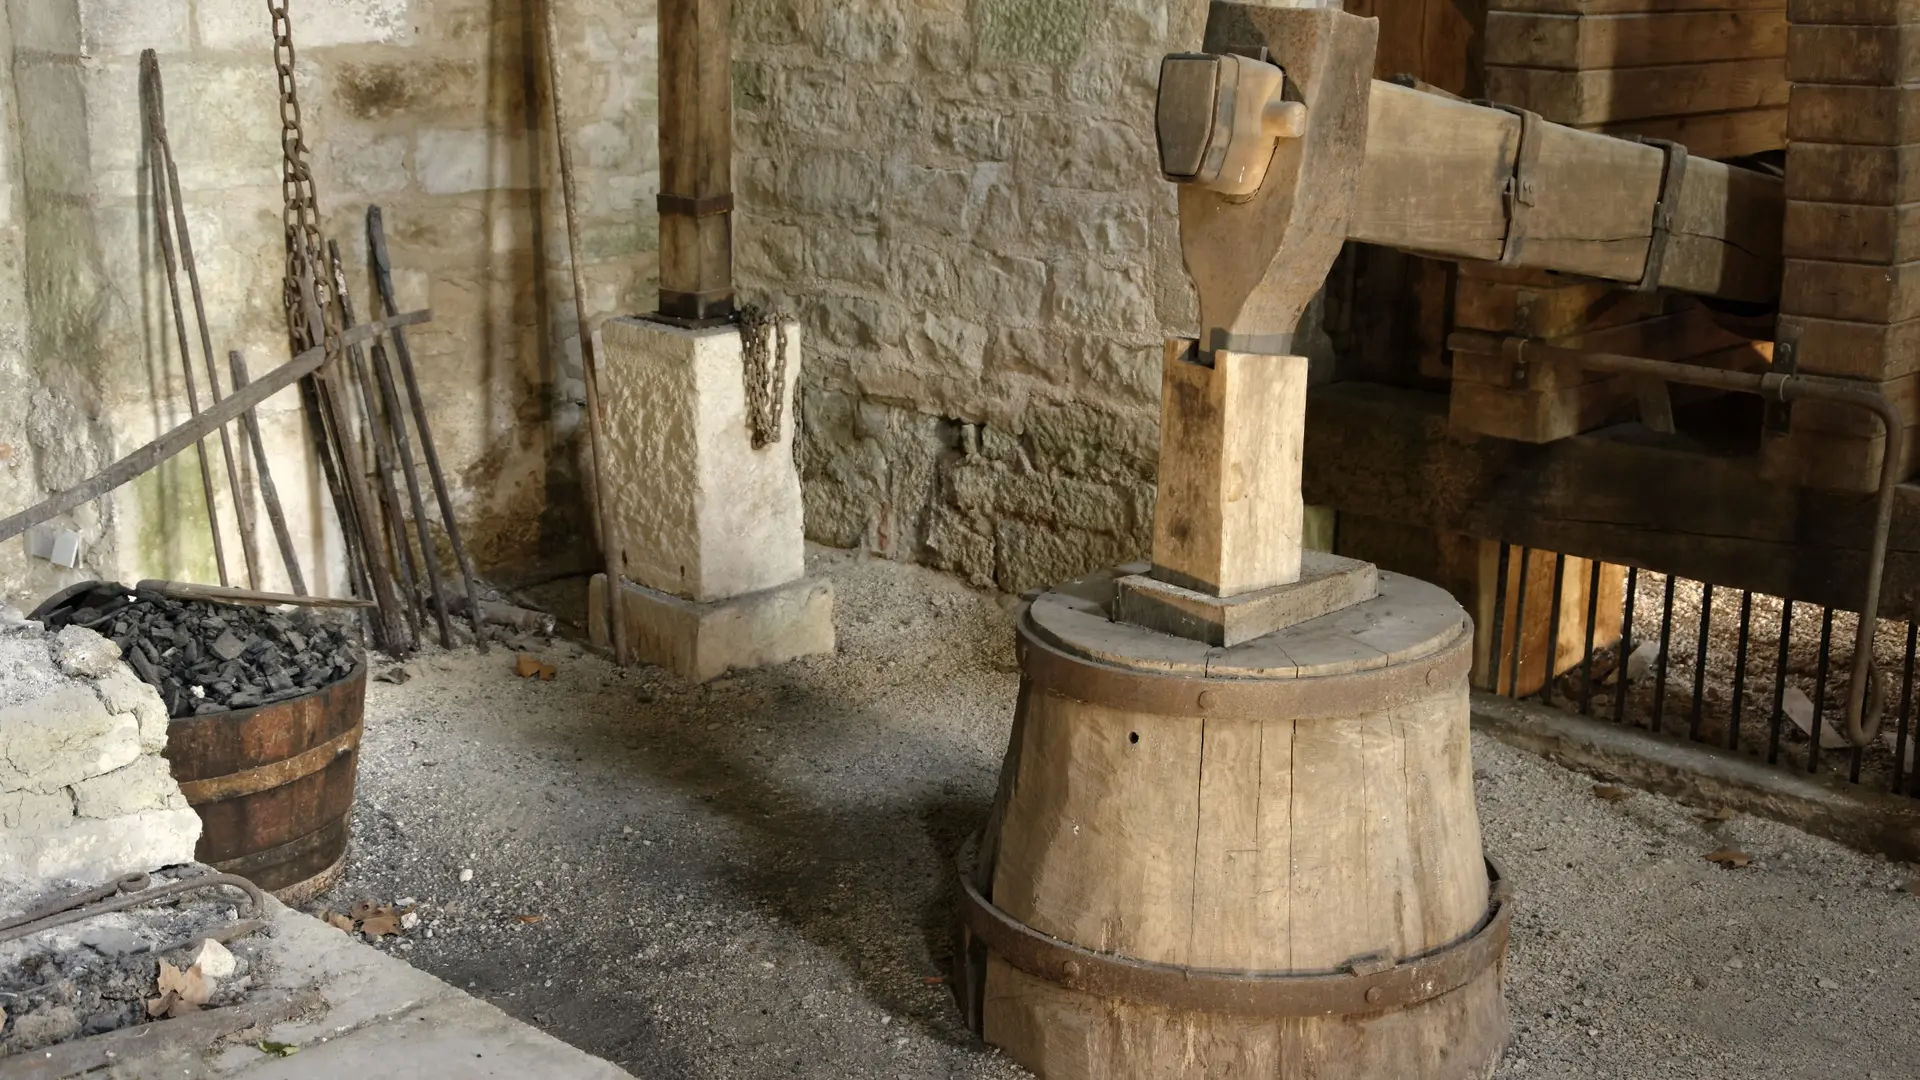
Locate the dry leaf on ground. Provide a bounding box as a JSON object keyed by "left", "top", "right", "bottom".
{"left": 322, "top": 910, "right": 356, "bottom": 933}
{"left": 360, "top": 913, "right": 402, "bottom": 937}
{"left": 516, "top": 914, "right": 546, "bottom": 924}
{"left": 148, "top": 961, "right": 213, "bottom": 1018}
{"left": 1593, "top": 785, "right": 1629, "bottom": 802}
{"left": 537, "top": 662, "right": 557, "bottom": 681}
{"left": 1698, "top": 807, "right": 1736, "bottom": 824}
{"left": 1704, "top": 847, "right": 1752, "bottom": 869}
{"left": 348, "top": 899, "right": 377, "bottom": 922}
{"left": 514, "top": 654, "right": 543, "bottom": 678}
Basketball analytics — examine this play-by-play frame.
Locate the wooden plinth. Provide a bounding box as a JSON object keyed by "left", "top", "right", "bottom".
{"left": 958, "top": 565, "right": 1509, "bottom": 1080}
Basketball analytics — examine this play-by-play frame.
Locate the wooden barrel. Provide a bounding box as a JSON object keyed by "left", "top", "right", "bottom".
{"left": 955, "top": 566, "right": 1508, "bottom": 1079}
{"left": 163, "top": 664, "right": 366, "bottom": 903}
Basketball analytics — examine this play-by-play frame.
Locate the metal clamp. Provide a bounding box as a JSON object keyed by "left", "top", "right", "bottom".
{"left": 1475, "top": 101, "right": 1543, "bottom": 267}
{"left": 955, "top": 839, "right": 1510, "bottom": 1018}
{"left": 1626, "top": 136, "right": 1689, "bottom": 292}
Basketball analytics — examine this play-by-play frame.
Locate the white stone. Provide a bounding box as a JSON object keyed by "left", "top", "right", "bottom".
{"left": 1, "top": 788, "right": 75, "bottom": 832}
{"left": 414, "top": 129, "right": 529, "bottom": 195}
{"left": 0, "top": 807, "right": 201, "bottom": 887}
{"left": 600, "top": 318, "right": 807, "bottom": 603}
{"left": 193, "top": 937, "right": 238, "bottom": 978}
{"left": 71, "top": 755, "right": 188, "bottom": 818}
{"left": 92, "top": 668, "right": 171, "bottom": 753}
{"left": 0, "top": 686, "right": 139, "bottom": 793}
{"left": 77, "top": 0, "right": 190, "bottom": 55}
{"left": 53, "top": 624, "right": 120, "bottom": 678}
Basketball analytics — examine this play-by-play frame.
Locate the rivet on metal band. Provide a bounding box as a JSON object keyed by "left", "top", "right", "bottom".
{"left": 956, "top": 840, "right": 1510, "bottom": 1018}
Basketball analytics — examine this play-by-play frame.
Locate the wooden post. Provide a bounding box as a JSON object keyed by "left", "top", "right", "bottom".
{"left": 657, "top": 0, "right": 734, "bottom": 323}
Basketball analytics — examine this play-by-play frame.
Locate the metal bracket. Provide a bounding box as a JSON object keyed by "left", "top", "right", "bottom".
{"left": 1765, "top": 339, "right": 1798, "bottom": 433}
{"left": 1626, "top": 136, "right": 1689, "bottom": 292}
{"left": 656, "top": 192, "right": 734, "bottom": 218}
{"left": 1475, "top": 101, "right": 1543, "bottom": 267}
{"left": 1503, "top": 336, "right": 1531, "bottom": 390}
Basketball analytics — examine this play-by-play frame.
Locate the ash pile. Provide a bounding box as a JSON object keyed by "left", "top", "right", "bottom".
{"left": 37, "top": 583, "right": 359, "bottom": 718}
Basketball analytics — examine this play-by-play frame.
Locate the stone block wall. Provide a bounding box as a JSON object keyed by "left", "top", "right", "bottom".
{"left": 734, "top": 0, "right": 1211, "bottom": 593}
{"left": 0, "top": 0, "right": 657, "bottom": 607}
{"left": 0, "top": 622, "right": 200, "bottom": 889}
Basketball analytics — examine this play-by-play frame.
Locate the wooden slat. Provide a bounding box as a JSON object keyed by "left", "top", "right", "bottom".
{"left": 1786, "top": 142, "right": 1920, "bottom": 205}
{"left": 1787, "top": 85, "right": 1920, "bottom": 146}
{"left": 1453, "top": 270, "right": 1673, "bottom": 337}
{"left": 657, "top": 0, "right": 733, "bottom": 318}
{"left": 1778, "top": 312, "right": 1920, "bottom": 380}
{"left": 1787, "top": 23, "right": 1920, "bottom": 86}
{"left": 1485, "top": 58, "right": 1789, "bottom": 125}
{"left": 1787, "top": 0, "right": 1920, "bottom": 26}
{"left": 1782, "top": 257, "right": 1920, "bottom": 323}
{"left": 1300, "top": 381, "right": 1920, "bottom": 614}
{"left": 1578, "top": 106, "right": 1786, "bottom": 159}
{"left": 1352, "top": 81, "right": 1784, "bottom": 302}
{"left": 1449, "top": 376, "right": 1637, "bottom": 440}
{"left": 1784, "top": 201, "right": 1920, "bottom": 265}
{"left": 1486, "top": 9, "right": 1787, "bottom": 70}
{"left": 1495, "top": 0, "right": 1781, "bottom": 13}
{"left": 1759, "top": 420, "right": 1920, "bottom": 492}
{"left": 1792, "top": 372, "right": 1920, "bottom": 435}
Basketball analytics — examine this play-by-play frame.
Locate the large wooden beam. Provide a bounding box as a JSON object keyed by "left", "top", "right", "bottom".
{"left": 657, "top": 0, "right": 733, "bottom": 322}
{"left": 1350, "top": 80, "right": 1784, "bottom": 303}
{"left": 1302, "top": 381, "right": 1920, "bottom": 615}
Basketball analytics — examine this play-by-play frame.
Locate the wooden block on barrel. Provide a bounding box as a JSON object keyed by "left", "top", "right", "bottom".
{"left": 1113, "top": 551, "right": 1379, "bottom": 647}
{"left": 964, "top": 566, "right": 1508, "bottom": 1079}
{"left": 1151, "top": 340, "right": 1308, "bottom": 597}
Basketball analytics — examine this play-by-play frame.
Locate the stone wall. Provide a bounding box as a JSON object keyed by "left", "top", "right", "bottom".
{"left": 0, "top": 0, "right": 656, "bottom": 609}
{"left": 0, "top": 620, "right": 200, "bottom": 889}
{"left": 731, "top": 0, "right": 1280, "bottom": 594}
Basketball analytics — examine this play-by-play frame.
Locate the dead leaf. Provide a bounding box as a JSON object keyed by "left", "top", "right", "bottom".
{"left": 348, "top": 899, "right": 378, "bottom": 922}
{"left": 514, "top": 653, "right": 543, "bottom": 678}
{"left": 516, "top": 914, "right": 546, "bottom": 924}
{"left": 148, "top": 961, "right": 212, "bottom": 1018}
{"left": 1698, "top": 807, "right": 1736, "bottom": 824}
{"left": 537, "top": 662, "right": 557, "bottom": 681}
{"left": 258, "top": 1040, "right": 300, "bottom": 1057}
{"left": 323, "top": 911, "right": 356, "bottom": 933}
{"left": 1704, "top": 847, "right": 1752, "bottom": 869}
{"left": 360, "top": 914, "right": 402, "bottom": 937}
{"left": 1592, "top": 784, "right": 1629, "bottom": 802}
{"left": 375, "top": 666, "right": 412, "bottom": 685}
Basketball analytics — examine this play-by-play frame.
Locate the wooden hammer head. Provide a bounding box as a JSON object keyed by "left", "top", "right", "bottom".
{"left": 1164, "top": 4, "right": 1379, "bottom": 358}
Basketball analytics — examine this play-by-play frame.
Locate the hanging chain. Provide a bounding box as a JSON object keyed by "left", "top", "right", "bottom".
{"left": 268, "top": 0, "right": 338, "bottom": 360}
{"left": 737, "top": 303, "right": 790, "bottom": 451}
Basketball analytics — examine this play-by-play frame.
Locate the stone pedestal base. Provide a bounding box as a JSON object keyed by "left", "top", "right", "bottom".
{"left": 588, "top": 574, "right": 835, "bottom": 683}
{"left": 1114, "top": 551, "right": 1378, "bottom": 646}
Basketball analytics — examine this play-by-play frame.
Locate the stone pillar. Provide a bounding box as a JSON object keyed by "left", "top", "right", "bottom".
{"left": 587, "top": 316, "right": 833, "bottom": 681}
{"left": 1766, "top": 2, "right": 1920, "bottom": 490}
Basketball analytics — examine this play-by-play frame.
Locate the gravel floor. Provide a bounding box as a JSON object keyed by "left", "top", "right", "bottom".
{"left": 318, "top": 548, "right": 1920, "bottom": 1079}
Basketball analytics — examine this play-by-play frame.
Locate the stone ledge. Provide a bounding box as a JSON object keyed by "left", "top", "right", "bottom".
{"left": 588, "top": 573, "right": 836, "bottom": 683}
{"left": 1471, "top": 691, "right": 1920, "bottom": 861}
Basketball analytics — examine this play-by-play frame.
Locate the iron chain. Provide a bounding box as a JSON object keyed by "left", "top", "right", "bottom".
{"left": 268, "top": 0, "right": 339, "bottom": 362}
{"left": 737, "top": 303, "right": 790, "bottom": 451}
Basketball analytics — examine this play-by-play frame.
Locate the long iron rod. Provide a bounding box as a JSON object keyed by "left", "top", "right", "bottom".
{"left": 539, "top": 1, "right": 629, "bottom": 666}
{"left": 227, "top": 351, "right": 308, "bottom": 595}
{"left": 367, "top": 207, "right": 487, "bottom": 652}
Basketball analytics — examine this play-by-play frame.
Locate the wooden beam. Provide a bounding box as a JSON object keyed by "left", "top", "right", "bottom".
{"left": 657, "top": 0, "right": 733, "bottom": 322}
{"left": 1486, "top": 9, "right": 1788, "bottom": 70}
{"left": 1351, "top": 81, "right": 1784, "bottom": 302}
{"left": 1302, "top": 381, "right": 1920, "bottom": 615}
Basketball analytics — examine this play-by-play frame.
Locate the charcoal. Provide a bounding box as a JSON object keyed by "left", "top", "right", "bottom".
{"left": 29, "top": 582, "right": 362, "bottom": 718}
{"left": 209, "top": 630, "right": 248, "bottom": 662}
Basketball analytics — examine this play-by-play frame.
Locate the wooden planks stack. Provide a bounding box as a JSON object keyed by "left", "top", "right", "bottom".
{"left": 1485, "top": 0, "right": 1790, "bottom": 161}
{"left": 1765, "top": 0, "right": 1920, "bottom": 490}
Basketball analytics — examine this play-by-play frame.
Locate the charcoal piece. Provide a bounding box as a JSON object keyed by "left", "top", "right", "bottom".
{"left": 220, "top": 659, "right": 244, "bottom": 679}
{"left": 228, "top": 693, "right": 261, "bottom": 708}
{"left": 266, "top": 672, "right": 295, "bottom": 693}
{"left": 286, "top": 630, "right": 309, "bottom": 653}
{"left": 137, "top": 639, "right": 160, "bottom": 666}
{"left": 267, "top": 614, "right": 293, "bottom": 632}
{"left": 127, "top": 648, "right": 161, "bottom": 686}
{"left": 210, "top": 630, "right": 248, "bottom": 662}
{"left": 235, "top": 682, "right": 261, "bottom": 696}
{"left": 181, "top": 638, "right": 201, "bottom": 665}
{"left": 193, "top": 701, "right": 226, "bottom": 716}
{"left": 211, "top": 681, "right": 234, "bottom": 696}
{"left": 261, "top": 687, "right": 305, "bottom": 704}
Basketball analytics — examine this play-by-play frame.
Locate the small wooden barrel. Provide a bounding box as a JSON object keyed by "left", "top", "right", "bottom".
{"left": 164, "top": 664, "right": 367, "bottom": 903}
{"left": 955, "top": 566, "right": 1508, "bottom": 1079}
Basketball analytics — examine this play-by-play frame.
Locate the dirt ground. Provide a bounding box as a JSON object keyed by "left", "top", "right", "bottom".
{"left": 319, "top": 549, "right": 1920, "bottom": 1079}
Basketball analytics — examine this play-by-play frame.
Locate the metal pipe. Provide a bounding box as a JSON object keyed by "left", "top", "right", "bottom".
{"left": 1473, "top": 336, "right": 1904, "bottom": 749}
